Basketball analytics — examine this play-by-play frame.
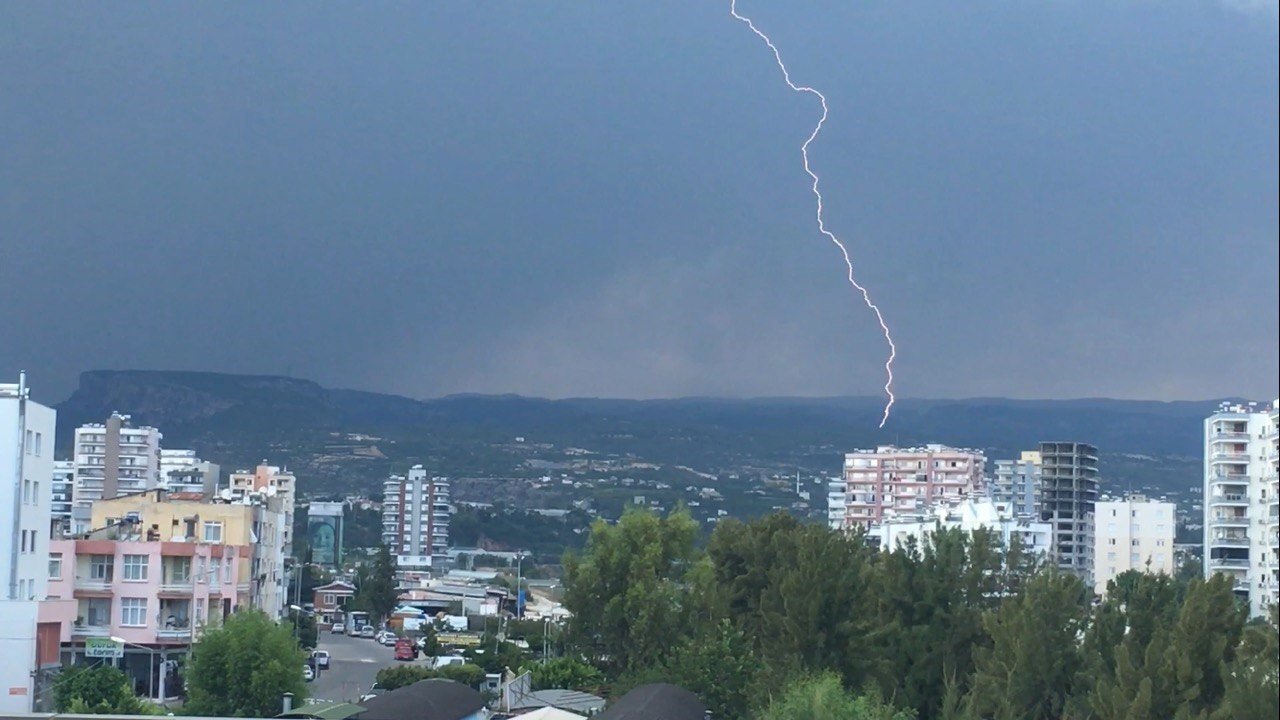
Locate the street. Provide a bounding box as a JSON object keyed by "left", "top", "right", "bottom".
{"left": 308, "top": 631, "right": 399, "bottom": 703}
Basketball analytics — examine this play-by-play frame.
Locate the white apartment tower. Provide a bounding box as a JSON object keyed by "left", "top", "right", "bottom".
{"left": 828, "top": 445, "right": 985, "bottom": 531}
{"left": 1203, "top": 400, "right": 1279, "bottom": 618}
{"left": 71, "top": 412, "right": 162, "bottom": 511}
{"left": 991, "top": 451, "right": 1041, "bottom": 518}
{"left": 1, "top": 374, "right": 56, "bottom": 714}
{"left": 1, "top": 375, "right": 55, "bottom": 600}
{"left": 382, "top": 466, "right": 451, "bottom": 571}
{"left": 1094, "top": 495, "right": 1176, "bottom": 596}
{"left": 159, "top": 448, "right": 220, "bottom": 496}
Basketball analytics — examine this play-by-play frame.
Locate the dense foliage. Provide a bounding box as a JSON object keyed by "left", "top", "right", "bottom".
{"left": 374, "top": 662, "right": 487, "bottom": 690}
{"left": 351, "top": 544, "right": 399, "bottom": 622}
{"left": 561, "top": 507, "right": 1278, "bottom": 720}
{"left": 52, "top": 665, "right": 159, "bottom": 715}
{"left": 184, "top": 610, "right": 308, "bottom": 717}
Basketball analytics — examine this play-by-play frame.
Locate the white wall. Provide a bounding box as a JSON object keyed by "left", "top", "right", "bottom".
{"left": 1094, "top": 497, "right": 1176, "bottom": 596}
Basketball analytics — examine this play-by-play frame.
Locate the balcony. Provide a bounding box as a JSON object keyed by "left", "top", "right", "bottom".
{"left": 1211, "top": 431, "right": 1250, "bottom": 441}
{"left": 1210, "top": 454, "right": 1250, "bottom": 466}
{"left": 1209, "top": 535, "right": 1250, "bottom": 548}
{"left": 1208, "top": 494, "right": 1250, "bottom": 507}
{"left": 71, "top": 624, "right": 111, "bottom": 638}
{"left": 1209, "top": 516, "right": 1249, "bottom": 527}
{"left": 1207, "top": 557, "right": 1251, "bottom": 569}
{"left": 73, "top": 577, "right": 113, "bottom": 593}
{"left": 159, "top": 578, "right": 193, "bottom": 595}
{"left": 1209, "top": 474, "right": 1250, "bottom": 487}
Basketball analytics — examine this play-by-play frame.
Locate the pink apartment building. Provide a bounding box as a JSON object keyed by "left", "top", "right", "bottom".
{"left": 40, "top": 536, "right": 249, "bottom": 698}
{"left": 829, "top": 444, "right": 986, "bottom": 530}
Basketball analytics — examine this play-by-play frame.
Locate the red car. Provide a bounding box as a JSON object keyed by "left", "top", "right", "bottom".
{"left": 394, "top": 638, "right": 416, "bottom": 661}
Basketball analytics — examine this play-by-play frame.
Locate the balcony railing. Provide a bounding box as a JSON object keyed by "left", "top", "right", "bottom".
{"left": 1207, "top": 558, "right": 1251, "bottom": 568}
{"left": 1209, "top": 536, "right": 1249, "bottom": 547}
{"left": 74, "top": 577, "right": 113, "bottom": 592}
{"left": 160, "top": 579, "right": 193, "bottom": 593}
{"left": 1211, "top": 431, "right": 1250, "bottom": 441}
{"left": 71, "top": 624, "right": 111, "bottom": 637}
{"left": 1210, "top": 453, "right": 1250, "bottom": 464}
{"left": 1209, "top": 494, "right": 1249, "bottom": 506}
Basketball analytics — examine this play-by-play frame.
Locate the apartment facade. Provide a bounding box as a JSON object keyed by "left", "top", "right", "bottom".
{"left": 71, "top": 413, "right": 162, "bottom": 513}
{"left": 1203, "top": 401, "right": 1279, "bottom": 618}
{"left": 1, "top": 375, "right": 57, "bottom": 715}
{"left": 991, "top": 451, "right": 1041, "bottom": 518}
{"left": 382, "top": 466, "right": 452, "bottom": 572}
{"left": 226, "top": 463, "right": 296, "bottom": 561}
{"left": 874, "top": 498, "right": 1054, "bottom": 558}
{"left": 828, "top": 445, "right": 985, "bottom": 531}
{"left": 51, "top": 460, "right": 74, "bottom": 536}
{"left": 1038, "top": 442, "right": 1099, "bottom": 586}
{"left": 159, "top": 449, "right": 220, "bottom": 497}
{"left": 88, "top": 491, "right": 287, "bottom": 618}
{"left": 1093, "top": 495, "right": 1176, "bottom": 596}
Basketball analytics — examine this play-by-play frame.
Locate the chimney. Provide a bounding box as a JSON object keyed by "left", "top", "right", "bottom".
{"left": 281, "top": 691, "right": 294, "bottom": 714}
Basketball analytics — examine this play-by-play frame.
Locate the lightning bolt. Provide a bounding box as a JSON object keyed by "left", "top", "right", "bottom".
{"left": 729, "top": 0, "right": 897, "bottom": 428}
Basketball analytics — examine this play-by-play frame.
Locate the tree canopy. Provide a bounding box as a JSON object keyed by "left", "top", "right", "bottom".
{"left": 559, "top": 507, "right": 1268, "bottom": 720}
{"left": 185, "top": 610, "right": 308, "bottom": 717}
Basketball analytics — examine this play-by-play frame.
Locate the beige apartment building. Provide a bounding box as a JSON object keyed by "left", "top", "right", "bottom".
{"left": 1093, "top": 494, "right": 1176, "bottom": 596}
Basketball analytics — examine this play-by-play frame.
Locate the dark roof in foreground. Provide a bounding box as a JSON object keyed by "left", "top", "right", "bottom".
{"left": 277, "top": 700, "right": 365, "bottom": 719}
{"left": 597, "top": 683, "right": 707, "bottom": 720}
{"left": 355, "top": 678, "right": 486, "bottom": 720}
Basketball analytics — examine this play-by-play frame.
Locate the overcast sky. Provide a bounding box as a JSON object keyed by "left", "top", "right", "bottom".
{"left": 2, "top": 1, "right": 1277, "bottom": 404}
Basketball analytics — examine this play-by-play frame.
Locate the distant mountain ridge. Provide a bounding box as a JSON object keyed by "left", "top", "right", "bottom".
{"left": 52, "top": 369, "right": 1228, "bottom": 497}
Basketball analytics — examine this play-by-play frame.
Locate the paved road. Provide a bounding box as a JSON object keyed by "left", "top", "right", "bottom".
{"left": 308, "top": 631, "right": 400, "bottom": 703}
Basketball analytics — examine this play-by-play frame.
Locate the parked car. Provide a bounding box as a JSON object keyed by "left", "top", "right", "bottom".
{"left": 302, "top": 665, "right": 315, "bottom": 682}
{"left": 330, "top": 622, "right": 345, "bottom": 634}
{"left": 359, "top": 625, "right": 376, "bottom": 639}
{"left": 312, "top": 650, "right": 330, "bottom": 669}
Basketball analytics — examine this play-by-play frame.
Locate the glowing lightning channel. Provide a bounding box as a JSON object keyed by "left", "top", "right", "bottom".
{"left": 729, "top": 0, "right": 897, "bottom": 428}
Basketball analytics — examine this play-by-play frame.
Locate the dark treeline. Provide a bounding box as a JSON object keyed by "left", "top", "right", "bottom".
{"left": 560, "top": 508, "right": 1278, "bottom": 720}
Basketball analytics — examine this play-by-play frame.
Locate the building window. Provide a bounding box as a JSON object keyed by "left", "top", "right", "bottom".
{"left": 323, "top": 593, "right": 335, "bottom": 606}
{"left": 84, "top": 598, "right": 111, "bottom": 627}
{"left": 197, "top": 557, "right": 207, "bottom": 583}
{"left": 120, "top": 598, "right": 148, "bottom": 627}
{"left": 210, "top": 558, "right": 222, "bottom": 584}
{"left": 89, "top": 555, "right": 114, "bottom": 581}
{"left": 34, "top": 432, "right": 42, "bottom": 456}
{"left": 49, "top": 553, "right": 63, "bottom": 580}
{"left": 122, "top": 555, "right": 149, "bottom": 581}
{"left": 203, "top": 522, "right": 223, "bottom": 543}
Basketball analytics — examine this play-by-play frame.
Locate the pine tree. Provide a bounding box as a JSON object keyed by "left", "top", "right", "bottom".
{"left": 964, "top": 571, "right": 1090, "bottom": 720}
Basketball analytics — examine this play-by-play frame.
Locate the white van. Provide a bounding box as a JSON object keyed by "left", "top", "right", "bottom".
{"left": 430, "top": 655, "right": 466, "bottom": 670}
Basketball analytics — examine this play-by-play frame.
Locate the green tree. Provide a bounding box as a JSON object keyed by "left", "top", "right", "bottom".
{"left": 1091, "top": 574, "right": 1244, "bottom": 720}
{"left": 375, "top": 664, "right": 436, "bottom": 691}
{"left": 185, "top": 610, "right": 308, "bottom": 717}
{"left": 53, "top": 665, "right": 159, "bottom": 715}
{"left": 562, "top": 506, "right": 699, "bottom": 675}
{"left": 289, "top": 607, "right": 319, "bottom": 649}
{"left": 759, "top": 673, "right": 915, "bottom": 720}
{"left": 964, "top": 571, "right": 1090, "bottom": 720}
{"left": 356, "top": 544, "right": 399, "bottom": 623}
{"left": 437, "top": 662, "right": 487, "bottom": 688}
{"left": 525, "top": 657, "right": 604, "bottom": 691}
{"left": 655, "top": 618, "right": 760, "bottom": 720}
{"left": 1213, "top": 609, "right": 1280, "bottom": 720}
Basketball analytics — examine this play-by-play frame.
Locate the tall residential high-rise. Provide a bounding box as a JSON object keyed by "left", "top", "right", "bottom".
{"left": 159, "top": 449, "right": 220, "bottom": 497}
{"left": 828, "top": 445, "right": 985, "bottom": 531}
{"left": 1, "top": 375, "right": 56, "bottom": 715}
{"left": 382, "top": 466, "right": 451, "bottom": 572}
{"left": 71, "top": 413, "right": 162, "bottom": 513}
{"left": 991, "top": 451, "right": 1041, "bottom": 518}
{"left": 1093, "top": 494, "right": 1176, "bottom": 596}
{"left": 1203, "top": 400, "right": 1279, "bottom": 618}
{"left": 1038, "top": 442, "right": 1099, "bottom": 586}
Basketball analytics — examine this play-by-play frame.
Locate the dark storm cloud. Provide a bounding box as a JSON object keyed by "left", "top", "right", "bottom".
{"left": 2, "top": 1, "right": 1276, "bottom": 403}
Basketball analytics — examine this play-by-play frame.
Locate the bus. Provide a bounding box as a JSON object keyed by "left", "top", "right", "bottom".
{"left": 346, "top": 610, "right": 370, "bottom": 635}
